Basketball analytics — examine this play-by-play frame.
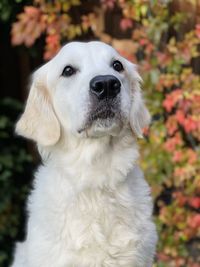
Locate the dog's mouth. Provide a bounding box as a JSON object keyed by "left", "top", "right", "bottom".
{"left": 88, "top": 98, "right": 121, "bottom": 123}
{"left": 90, "top": 106, "right": 115, "bottom": 121}
{"left": 78, "top": 99, "right": 123, "bottom": 135}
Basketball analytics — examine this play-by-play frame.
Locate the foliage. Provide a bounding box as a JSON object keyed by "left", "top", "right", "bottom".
{"left": 0, "top": 99, "right": 33, "bottom": 267}
{"left": 115, "top": 2, "right": 200, "bottom": 266}
{"left": 11, "top": 0, "right": 92, "bottom": 59}
{"left": 0, "top": 0, "right": 29, "bottom": 22}
{"left": 8, "top": 0, "right": 200, "bottom": 266}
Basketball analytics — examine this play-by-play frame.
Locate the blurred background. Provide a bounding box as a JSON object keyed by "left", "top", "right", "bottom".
{"left": 0, "top": 0, "right": 200, "bottom": 266}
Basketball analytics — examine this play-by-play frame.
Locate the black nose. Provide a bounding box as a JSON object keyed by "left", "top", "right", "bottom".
{"left": 90, "top": 75, "right": 121, "bottom": 100}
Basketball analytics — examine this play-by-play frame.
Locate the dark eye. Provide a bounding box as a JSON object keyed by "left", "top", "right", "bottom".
{"left": 62, "top": 66, "right": 76, "bottom": 77}
{"left": 112, "top": 60, "right": 124, "bottom": 72}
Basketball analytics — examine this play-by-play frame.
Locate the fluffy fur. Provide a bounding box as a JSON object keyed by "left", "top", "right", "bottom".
{"left": 12, "top": 41, "right": 157, "bottom": 267}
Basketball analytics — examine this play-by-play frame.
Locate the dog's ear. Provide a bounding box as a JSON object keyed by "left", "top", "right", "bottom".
{"left": 126, "top": 61, "right": 151, "bottom": 138}
{"left": 16, "top": 64, "right": 60, "bottom": 146}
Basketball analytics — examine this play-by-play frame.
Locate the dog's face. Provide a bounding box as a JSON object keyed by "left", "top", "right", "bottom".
{"left": 16, "top": 41, "right": 150, "bottom": 146}
{"left": 52, "top": 42, "right": 134, "bottom": 138}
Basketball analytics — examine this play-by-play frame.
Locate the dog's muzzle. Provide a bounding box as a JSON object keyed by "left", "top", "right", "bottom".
{"left": 88, "top": 75, "right": 121, "bottom": 122}
{"left": 78, "top": 75, "right": 122, "bottom": 136}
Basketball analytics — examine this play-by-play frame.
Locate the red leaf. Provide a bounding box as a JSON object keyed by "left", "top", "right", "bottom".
{"left": 187, "top": 149, "right": 198, "bottom": 164}
{"left": 164, "top": 133, "right": 182, "bottom": 152}
{"left": 195, "top": 24, "right": 200, "bottom": 38}
{"left": 172, "top": 151, "right": 183, "bottom": 162}
{"left": 188, "top": 214, "right": 200, "bottom": 229}
{"left": 120, "top": 18, "right": 133, "bottom": 31}
{"left": 139, "top": 38, "right": 148, "bottom": 46}
{"left": 183, "top": 117, "right": 197, "bottom": 133}
{"left": 166, "top": 116, "right": 178, "bottom": 136}
{"left": 163, "top": 89, "right": 182, "bottom": 112}
{"left": 173, "top": 191, "right": 187, "bottom": 206}
{"left": 189, "top": 197, "right": 200, "bottom": 209}
{"left": 176, "top": 110, "right": 185, "bottom": 125}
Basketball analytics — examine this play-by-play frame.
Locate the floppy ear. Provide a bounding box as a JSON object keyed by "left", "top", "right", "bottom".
{"left": 16, "top": 64, "right": 60, "bottom": 146}
{"left": 128, "top": 64, "right": 151, "bottom": 138}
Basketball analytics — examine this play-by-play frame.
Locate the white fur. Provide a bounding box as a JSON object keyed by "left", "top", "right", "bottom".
{"left": 12, "top": 41, "right": 157, "bottom": 267}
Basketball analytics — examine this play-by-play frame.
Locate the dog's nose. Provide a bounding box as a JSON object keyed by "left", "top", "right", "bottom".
{"left": 90, "top": 75, "right": 121, "bottom": 100}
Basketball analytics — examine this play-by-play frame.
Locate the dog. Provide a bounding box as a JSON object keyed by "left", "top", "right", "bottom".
{"left": 11, "top": 41, "right": 157, "bottom": 267}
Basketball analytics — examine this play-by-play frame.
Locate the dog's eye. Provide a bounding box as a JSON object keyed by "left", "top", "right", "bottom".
{"left": 62, "top": 66, "right": 76, "bottom": 77}
{"left": 112, "top": 60, "right": 124, "bottom": 72}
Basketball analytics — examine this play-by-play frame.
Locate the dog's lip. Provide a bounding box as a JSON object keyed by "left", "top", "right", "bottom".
{"left": 90, "top": 99, "right": 118, "bottom": 120}
{"left": 77, "top": 99, "right": 121, "bottom": 134}
{"left": 77, "top": 108, "right": 118, "bottom": 134}
{"left": 90, "top": 108, "right": 115, "bottom": 120}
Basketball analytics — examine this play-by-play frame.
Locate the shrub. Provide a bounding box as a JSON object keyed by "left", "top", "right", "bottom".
{"left": 0, "top": 98, "right": 34, "bottom": 267}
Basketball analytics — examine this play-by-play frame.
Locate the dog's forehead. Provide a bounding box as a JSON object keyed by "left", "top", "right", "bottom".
{"left": 54, "top": 41, "right": 118, "bottom": 64}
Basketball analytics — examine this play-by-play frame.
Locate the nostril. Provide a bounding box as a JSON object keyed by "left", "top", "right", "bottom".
{"left": 113, "top": 81, "right": 120, "bottom": 90}
{"left": 113, "top": 82, "right": 118, "bottom": 88}
{"left": 91, "top": 81, "right": 105, "bottom": 99}
{"left": 94, "top": 81, "right": 104, "bottom": 93}
{"left": 110, "top": 80, "right": 121, "bottom": 96}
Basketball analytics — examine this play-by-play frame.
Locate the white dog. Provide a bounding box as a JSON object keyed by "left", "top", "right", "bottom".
{"left": 11, "top": 41, "right": 157, "bottom": 267}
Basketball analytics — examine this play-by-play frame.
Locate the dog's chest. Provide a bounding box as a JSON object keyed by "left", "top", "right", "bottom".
{"left": 59, "top": 186, "right": 135, "bottom": 250}
{"left": 28, "top": 168, "right": 155, "bottom": 266}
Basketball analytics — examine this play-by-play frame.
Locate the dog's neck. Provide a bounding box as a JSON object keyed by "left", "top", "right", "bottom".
{"left": 39, "top": 128, "right": 139, "bottom": 189}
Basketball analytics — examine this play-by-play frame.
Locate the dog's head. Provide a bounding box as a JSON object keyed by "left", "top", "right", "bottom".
{"left": 16, "top": 41, "right": 150, "bottom": 146}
